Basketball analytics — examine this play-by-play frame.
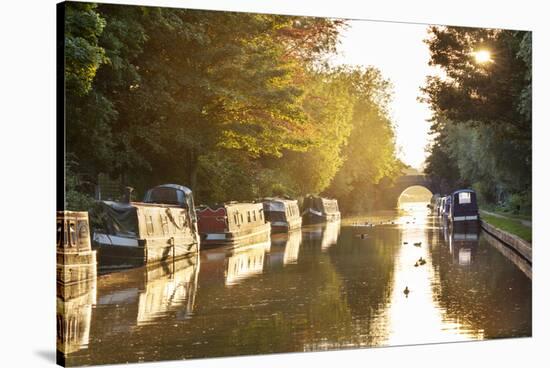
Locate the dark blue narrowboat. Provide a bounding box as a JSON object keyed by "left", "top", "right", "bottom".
{"left": 301, "top": 195, "right": 341, "bottom": 225}
{"left": 449, "top": 189, "right": 479, "bottom": 225}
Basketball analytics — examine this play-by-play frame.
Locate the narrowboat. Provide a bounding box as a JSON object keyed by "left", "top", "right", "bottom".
{"left": 439, "top": 196, "right": 447, "bottom": 216}
{"left": 262, "top": 197, "right": 302, "bottom": 232}
{"left": 449, "top": 189, "right": 479, "bottom": 225}
{"left": 302, "top": 195, "right": 341, "bottom": 224}
{"left": 429, "top": 194, "right": 441, "bottom": 212}
{"left": 196, "top": 202, "right": 271, "bottom": 247}
{"left": 441, "top": 195, "right": 451, "bottom": 219}
{"left": 92, "top": 184, "right": 200, "bottom": 268}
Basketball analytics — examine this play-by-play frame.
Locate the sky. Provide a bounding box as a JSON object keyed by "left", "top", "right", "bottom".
{"left": 332, "top": 19, "right": 442, "bottom": 170}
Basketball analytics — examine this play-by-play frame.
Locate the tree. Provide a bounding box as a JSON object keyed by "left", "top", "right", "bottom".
{"left": 421, "top": 26, "right": 531, "bottom": 213}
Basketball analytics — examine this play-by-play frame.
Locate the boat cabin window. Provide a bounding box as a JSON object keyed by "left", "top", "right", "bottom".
{"left": 247, "top": 211, "right": 251, "bottom": 223}
{"left": 253, "top": 211, "right": 257, "bottom": 221}
{"left": 259, "top": 210, "right": 263, "bottom": 220}
{"left": 234, "top": 213, "right": 239, "bottom": 225}
{"left": 458, "top": 192, "right": 471, "bottom": 204}
{"left": 240, "top": 213, "right": 244, "bottom": 223}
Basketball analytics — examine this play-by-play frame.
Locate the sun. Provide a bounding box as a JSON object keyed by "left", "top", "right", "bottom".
{"left": 473, "top": 50, "right": 492, "bottom": 64}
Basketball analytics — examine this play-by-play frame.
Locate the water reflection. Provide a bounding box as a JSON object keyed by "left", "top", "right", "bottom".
{"left": 137, "top": 258, "right": 200, "bottom": 324}
{"left": 201, "top": 241, "right": 271, "bottom": 286}
{"left": 57, "top": 279, "right": 97, "bottom": 355}
{"left": 303, "top": 221, "right": 341, "bottom": 252}
{"left": 95, "top": 255, "right": 199, "bottom": 329}
{"left": 66, "top": 206, "right": 531, "bottom": 366}
{"left": 225, "top": 241, "right": 271, "bottom": 286}
{"left": 429, "top": 223, "right": 531, "bottom": 339}
{"left": 269, "top": 229, "right": 302, "bottom": 267}
{"left": 446, "top": 226, "right": 480, "bottom": 266}
{"left": 383, "top": 206, "right": 484, "bottom": 345}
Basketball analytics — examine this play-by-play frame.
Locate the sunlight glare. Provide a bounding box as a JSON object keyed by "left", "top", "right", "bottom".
{"left": 473, "top": 50, "right": 492, "bottom": 64}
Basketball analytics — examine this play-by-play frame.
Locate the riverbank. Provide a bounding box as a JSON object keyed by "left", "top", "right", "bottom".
{"left": 480, "top": 211, "right": 532, "bottom": 243}
{"left": 480, "top": 218, "right": 532, "bottom": 265}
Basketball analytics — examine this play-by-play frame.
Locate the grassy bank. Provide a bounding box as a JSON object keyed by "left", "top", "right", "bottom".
{"left": 479, "top": 204, "right": 532, "bottom": 222}
{"left": 480, "top": 213, "right": 532, "bottom": 243}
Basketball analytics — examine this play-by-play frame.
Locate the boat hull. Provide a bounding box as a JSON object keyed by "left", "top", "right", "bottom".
{"left": 270, "top": 216, "right": 302, "bottom": 233}
{"left": 200, "top": 222, "right": 271, "bottom": 248}
{"left": 302, "top": 209, "right": 341, "bottom": 225}
{"left": 93, "top": 232, "right": 199, "bottom": 270}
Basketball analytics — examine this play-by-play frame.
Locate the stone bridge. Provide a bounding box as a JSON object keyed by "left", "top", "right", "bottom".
{"left": 384, "top": 174, "right": 439, "bottom": 208}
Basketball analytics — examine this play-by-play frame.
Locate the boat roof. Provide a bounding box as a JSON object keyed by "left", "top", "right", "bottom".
{"left": 197, "top": 201, "right": 262, "bottom": 211}
{"left": 262, "top": 197, "right": 298, "bottom": 204}
{"left": 306, "top": 195, "right": 338, "bottom": 202}
{"left": 451, "top": 189, "right": 476, "bottom": 195}
{"left": 150, "top": 184, "right": 192, "bottom": 195}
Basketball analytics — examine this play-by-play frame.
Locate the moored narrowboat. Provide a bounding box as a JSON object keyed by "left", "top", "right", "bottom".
{"left": 441, "top": 196, "right": 451, "bottom": 219}
{"left": 429, "top": 194, "right": 441, "bottom": 212}
{"left": 196, "top": 202, "right": 271, "bottom": 247}
{"left": 92, "top": 184, "right": 200, "bottom": 268}
{"left": 449, "top": 189, "right": 480, "bottom": 225}
{"left": 262, "top": 198, "right": 302, "bottom": 232}
{"left": 302, "top": 195, "right": 341, "bottom": 225}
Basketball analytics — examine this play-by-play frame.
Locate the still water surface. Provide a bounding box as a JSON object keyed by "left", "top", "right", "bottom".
{"left": 65, "top": 205, "right": 531, "bottom": 366}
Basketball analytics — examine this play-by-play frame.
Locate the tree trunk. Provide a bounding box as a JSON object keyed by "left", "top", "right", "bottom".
{"left": 189, "top": 149, "right": 199, "bottom": 198}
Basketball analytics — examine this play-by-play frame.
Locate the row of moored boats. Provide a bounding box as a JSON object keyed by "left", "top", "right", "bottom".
{"left": 430, "top": 189, "right": 480, "bottom": 225}
{"left": 92, "top": 184, "right": 340, "bottom": 268}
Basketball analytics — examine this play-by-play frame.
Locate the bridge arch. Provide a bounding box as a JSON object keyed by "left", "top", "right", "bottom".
{"left": 385, "top": 174, "right": 439, "bottom": 208}
{"left": 397, "top": 185, "right": 434, "bottom": 206}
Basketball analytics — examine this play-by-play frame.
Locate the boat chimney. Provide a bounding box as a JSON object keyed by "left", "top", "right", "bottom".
{"left": 123, "top": 186, "right": 134, "bottom": 203}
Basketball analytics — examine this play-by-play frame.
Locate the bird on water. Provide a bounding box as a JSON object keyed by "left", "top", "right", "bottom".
{"left": 403, "top": 286, "right": 410, "bottom": 297}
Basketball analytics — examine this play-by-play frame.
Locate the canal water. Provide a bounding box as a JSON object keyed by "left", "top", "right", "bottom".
{"left": 64, "top": 204, "right": 532, "bottom": 366}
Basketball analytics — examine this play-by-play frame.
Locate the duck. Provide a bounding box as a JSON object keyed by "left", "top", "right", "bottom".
{"left": 403, "top": 286, "right": 410, "bottom": 297}
{"left": 403, "top": 241, "right": 408, "bottom": 245}
{"left": 419, "top": 258, "right": 427, "bottom": 266}
{"left": 414, "top": 262, "right": 419, "bottom": 267}
{"left": 413, "top": 242, "right": 422, "bottom": 247}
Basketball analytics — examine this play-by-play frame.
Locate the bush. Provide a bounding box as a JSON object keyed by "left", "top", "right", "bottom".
{"left": 503, "top": 192, "right": 532, "bottom": 216}
{"left": 65, "top": 156, "right": 96, "bottom": 212}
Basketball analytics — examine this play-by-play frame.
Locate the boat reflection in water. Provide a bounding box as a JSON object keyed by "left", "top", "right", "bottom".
{"left": 446, "top": 225, "right": 480, "bottom": 266}
{"left": 225, "top": 241, "right": 271, "bottom": 286}
{"left": 269, "top": 229, "right": 302, "bottom": 267}
{"left": 96, "top": 255, "right": 200, "bottom": 329}
{"left": 303, "top": 220, "right": 341, "bottom": 252}
{"left": 137, "top": 256, "right": 200, "bottom": 324}
{"left": 57, "top": 278, "right": 97, "bottom": 356}
{"left": 201, "top": 241, "right": 271, "bottom": 286}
